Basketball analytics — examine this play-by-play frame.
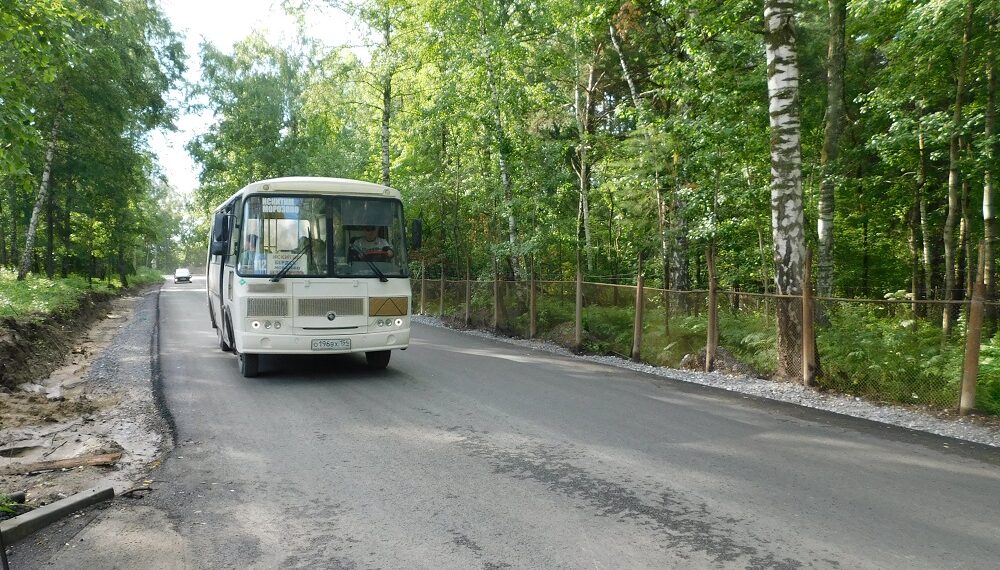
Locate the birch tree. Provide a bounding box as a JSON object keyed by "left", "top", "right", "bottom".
{"left": 983, "top": 14, "right": 997, "bottom": 321}
{"left": 765, "top": 0, "right": 807, "bottom": 381}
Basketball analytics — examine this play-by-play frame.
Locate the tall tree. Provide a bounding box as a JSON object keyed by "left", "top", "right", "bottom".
{"left": 984, "top": 13, "right": 997, "bottom": 316}
{"left": 476, "top": 0, "right": 521, "bottom": 279}
{"left": 765, "top": 0, "right": 807, "bottom": 381}
{"left": 17, "top": 96, "right": 62, "bottom": 279}
{"left": 817, "top": 0, "right": 846, "bottom": 296}
{"left": 190, "top": 35, "right": 313, "bottom": 208}
{"left": 942, "top": 0, "right": 975, "bottom": 334}
{"left": 17, "top": 0, "right": 182, "bottom": 279}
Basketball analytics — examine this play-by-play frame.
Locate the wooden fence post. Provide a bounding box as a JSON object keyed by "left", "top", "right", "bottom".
{"left": 419, "top": 260, "right": 426, "bottom": 315}
{"left": 439, "top": 263, "right": 446, "bottom": 317}
{"left": 632, "top": 253, "right": 644, "bottom": 362}
{"left": 706, "top": 246, "right": 718, "bottom": 372}
{"left": 464, "top": 257, "right": 471, "bottom": 327}
{"left": 802, "top": 248, "right": 817, "bottom": 386}
{"left": 575, "top": 249, "right": 583, "bottom": 352}
{"left": 529, "top": 258, "right": 537, "bottom": 339}
{"left": 960, "top": 241, "right": 987, "bottom": 415}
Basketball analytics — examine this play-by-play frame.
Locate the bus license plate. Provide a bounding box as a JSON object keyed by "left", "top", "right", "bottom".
{"left": 311, "top": 338, "right": 351, "bottom": 351}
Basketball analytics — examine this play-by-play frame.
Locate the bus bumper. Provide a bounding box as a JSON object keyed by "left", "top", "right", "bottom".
{"left": 236, "top": 329, "right": 410, "bottom": 355}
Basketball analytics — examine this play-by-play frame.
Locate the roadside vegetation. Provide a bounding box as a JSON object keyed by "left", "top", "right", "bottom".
{"left": 438, "top": 286, "right": 1000, "bottom": 414}
{"left": 3, "top": 2, "right": 998, "bottom": 411}
{"left": 0, "top": 268, "right": 162, "bottom": 320}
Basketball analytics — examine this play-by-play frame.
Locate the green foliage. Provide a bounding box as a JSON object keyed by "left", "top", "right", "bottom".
{"left": 581, "top": 304, "right": 636, "bottom": 355}
{"left": 532, "top": 298, "right": 575, "bottom": 333}
{"left": 0, "top": 268, "right": 161, "bottom": 319}
{"left": 718, "top": 312, "right": 778, "bottom": 376}
{"left": 817, "top": 304, "right": 961, "bottom": 406}
{"left": 0, "top": 269, "right": 114, "bottom": 319}
{"left": 642, "top": 314, "right": 705, "bottom": 368}
{"left": 1, "top": 0, "right": 185, "bottom": 282}
{"left": 131, "top": 267, "right": 165, "bottom": 287}
{"left": 976, "top": 334, "right": 1000, "bottom": 415}
{"left": 0, "top": 493, "right": 16, "bottom": 515}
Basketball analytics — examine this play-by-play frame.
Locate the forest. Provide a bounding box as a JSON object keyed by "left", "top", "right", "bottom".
{"left": 1, "top": 1, "right": 998, "bottom": 407}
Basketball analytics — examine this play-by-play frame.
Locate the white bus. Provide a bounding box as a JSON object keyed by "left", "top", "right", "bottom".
{"left": 206, "top": 177, "right": 420, "bottom": 377}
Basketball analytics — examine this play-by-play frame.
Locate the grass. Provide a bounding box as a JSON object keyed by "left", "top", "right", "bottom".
{"left": 0, "top": 267, "right": 163, "bottom": 320}
{"left": 0, "top": 493, "right": 15, "bottom": 515}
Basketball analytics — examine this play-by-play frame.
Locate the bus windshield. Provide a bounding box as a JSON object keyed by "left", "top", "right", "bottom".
{"left": 238, "top": 194, "right": 408, "bottom": 279}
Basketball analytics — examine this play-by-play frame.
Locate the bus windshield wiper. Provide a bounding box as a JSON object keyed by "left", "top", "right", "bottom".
{"left": 350, "top": 241, "right": 389, "bottom": 282}
{"left": 271, "top": 241, "right": 310, "bottom": 282}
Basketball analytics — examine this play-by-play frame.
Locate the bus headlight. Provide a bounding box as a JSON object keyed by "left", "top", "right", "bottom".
{"left": 251, "top": 320, "right": 261, "bottom": 329}
{"left": 273, "top": 321, "right": 281, "bottom": 329}
{"left": 264, "top": 321, "right": 272, "bottom": 329}
{"left": 394, "top": 318, "right": 403, "bottom": 327}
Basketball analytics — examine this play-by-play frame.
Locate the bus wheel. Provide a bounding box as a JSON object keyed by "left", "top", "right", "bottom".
{"left": 365, "top": 350, "right": 391, "bottom": 370}
{"left": 240, "top": 353, "right": 259, "bottom": 377}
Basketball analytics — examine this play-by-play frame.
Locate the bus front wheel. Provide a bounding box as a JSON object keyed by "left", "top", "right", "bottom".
{"left": 365, "top": 350, "right": 391, "bottom": 370}
{"left": 240, "top": 353, "right": 259, "bottom": 377}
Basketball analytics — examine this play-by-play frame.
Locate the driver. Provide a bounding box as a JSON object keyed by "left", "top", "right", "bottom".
{"left": 350, "top": 226, "right": 394, "bottom": 261}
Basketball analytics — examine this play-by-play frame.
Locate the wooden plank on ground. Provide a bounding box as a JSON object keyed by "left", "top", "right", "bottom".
{"left": 0, "top": 452, "right": 122, "bottom": 475}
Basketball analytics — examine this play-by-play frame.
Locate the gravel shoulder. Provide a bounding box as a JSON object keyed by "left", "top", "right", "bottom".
{"left": 1, "top": 286, "right": 170, "bottom": 512}
{"left": 412, "top": 315, "right": 1000, "bottom": 448}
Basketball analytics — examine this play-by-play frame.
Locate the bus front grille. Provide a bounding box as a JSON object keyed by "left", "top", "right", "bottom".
{"left": 298, "top": 297, "right": 364, "bottom": 317}
{"left": 246, "top": 297, "right": 290, "bottom": 317}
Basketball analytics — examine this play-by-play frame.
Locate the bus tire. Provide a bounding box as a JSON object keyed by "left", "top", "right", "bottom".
{"left": 240, "top": 352, "right": 259, "bottom": 377}
{"left": 365, "top": 350, "right": 391, "bottom": 370}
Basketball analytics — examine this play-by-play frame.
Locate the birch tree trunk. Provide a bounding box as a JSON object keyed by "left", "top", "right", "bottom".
{"left": 765, "top": 0, "right": 806, "bottom": 381}
{"left": 943, "top": 0, "right": 974, "bottom": 334}
{"left": 610, "top": 23, "right": 639, "bottom": 107}
{"left": 18, "top": 109, "right": 62, "bottom": 280}
{"left": 984, "top": 32, "right": 997, "bottom": 320}
{"left": 574, "top": 63, "right": 600, "bottom": 273}
{"left": 960, "top": 175, "right": 971, "bottom": 301}
{"left": 818, "top": 0, "right": 846, "bottom": 297}
{"left": 908, "top": 196, "right": 921, "bottom": 314}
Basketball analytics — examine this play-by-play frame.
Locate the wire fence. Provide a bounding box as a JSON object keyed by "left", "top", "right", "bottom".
{"left": 414, "top": 272, "right": 1000, "bottom": 415}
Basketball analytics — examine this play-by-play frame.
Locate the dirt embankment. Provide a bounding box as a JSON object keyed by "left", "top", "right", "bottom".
{"left": 1, "top": 285, "right": 166, "bottom": 515}
{"left": 0, "top": 291, "right": 115, "bottom": 391}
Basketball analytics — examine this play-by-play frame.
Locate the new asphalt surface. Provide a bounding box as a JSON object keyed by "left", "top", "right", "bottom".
{"left": 9, "top": 276, "right": 1000, "bottom": 568}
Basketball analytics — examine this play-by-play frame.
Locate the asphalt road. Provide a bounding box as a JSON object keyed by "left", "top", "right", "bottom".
{"left": 11, "top": 277, "right": 1000, "bottom": 568}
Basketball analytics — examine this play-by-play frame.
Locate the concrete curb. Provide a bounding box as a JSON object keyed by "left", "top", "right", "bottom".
{"left": 0, "top": 485, "right": 114, "bottom": 544}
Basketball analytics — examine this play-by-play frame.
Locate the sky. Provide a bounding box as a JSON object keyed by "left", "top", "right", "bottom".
{"left": 148, "top": 0, "right": 360, "bottom": 195}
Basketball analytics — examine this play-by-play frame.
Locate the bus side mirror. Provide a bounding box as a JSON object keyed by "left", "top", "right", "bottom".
{"left": 210, "top": 212, "right": 229, "bottom": 255}
{"left": 410, "top": 219, "right": 422, "bottom": 250}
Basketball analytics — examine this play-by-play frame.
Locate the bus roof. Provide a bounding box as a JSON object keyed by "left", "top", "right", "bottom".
{"left": 212, "top": 177, "right": 401, "bottom": 211}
